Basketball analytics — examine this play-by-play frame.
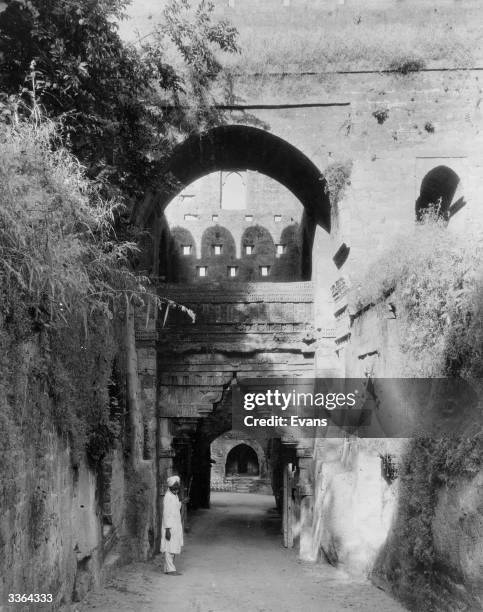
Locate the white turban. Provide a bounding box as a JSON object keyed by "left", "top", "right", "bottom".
{"left": 167, "top": 475, "right": 180, "bottom": 487}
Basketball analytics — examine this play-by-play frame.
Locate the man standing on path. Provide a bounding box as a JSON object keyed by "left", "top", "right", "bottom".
{"left": 161, "top": 475, "right": 184, "bottom": 575}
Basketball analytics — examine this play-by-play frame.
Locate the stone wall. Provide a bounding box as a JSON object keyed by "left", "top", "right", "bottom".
{"left": 165, "top": 171, "right": 305, "bottom": 283}
{"left": 0, "top": 341, "right": 107, "bottom": 610}
{"left": 304, "top": 296, "right": 483, "bottom": 610}
{"left": 299, "top": 438, "right": 402, "bottom": 574}
{"left": 125, "top": 5, "right": 483, "bottom": 609}
{"left": 0, "top": 324, "right": 156, "bottom": 611}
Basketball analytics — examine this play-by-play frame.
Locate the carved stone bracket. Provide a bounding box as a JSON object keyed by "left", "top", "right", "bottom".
{"left": 296, "top": 443, "right": 314, "bottom": 458}
{"left": 296, "top": 482, "right": 313, "bottom": 497}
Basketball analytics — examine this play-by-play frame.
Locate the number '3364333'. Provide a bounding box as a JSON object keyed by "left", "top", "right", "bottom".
{"left": 8, "top": 594, "right": 53, "bottom": 603}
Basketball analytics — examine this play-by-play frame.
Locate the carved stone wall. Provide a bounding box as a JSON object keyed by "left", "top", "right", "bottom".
{"left": 210, "top": 431, "right": 272, "bottom": 494}
{"left": 155, "top": 282, "right": 324, "bottom": 421}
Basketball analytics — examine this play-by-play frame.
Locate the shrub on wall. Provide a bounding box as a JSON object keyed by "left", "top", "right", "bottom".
{"left": 324, "top": 160, "right": 353, "bottom": 214}
{"left": 388, "top": 56, "right": 426, "bottom": 74}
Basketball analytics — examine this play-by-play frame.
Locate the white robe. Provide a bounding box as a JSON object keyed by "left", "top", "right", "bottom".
{"left": 161, "top": 490, "right": 184, "bottom": 554}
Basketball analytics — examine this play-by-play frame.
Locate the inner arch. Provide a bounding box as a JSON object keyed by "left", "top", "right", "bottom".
{"left": 226, "top": 443, "right": 260, "bottom": 477}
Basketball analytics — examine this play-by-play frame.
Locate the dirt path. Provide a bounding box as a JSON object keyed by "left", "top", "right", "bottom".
{"left": 80, "top": 492, "right": 406, "bottom": 612}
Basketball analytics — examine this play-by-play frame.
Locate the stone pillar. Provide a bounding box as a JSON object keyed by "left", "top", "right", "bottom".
{"left": 296, "top": 443, "right": 316, "bottom": 561}
{"left": 190, "top": 435, "right": 211, "bottom": 509}
{"left": 158, "top": 418, "right": 175, "bottom": 490}
{"left": 125, "top": 306, "right": 143, "bottom": 468}
{"left": 156, "top": 418, "right": 175, "bottom": 550}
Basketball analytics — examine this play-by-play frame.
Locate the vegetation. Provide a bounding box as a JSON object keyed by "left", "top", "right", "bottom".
{"left": 388, "top": 56, "right": 426, "bottom": 75}
{"left": 323, "top": 160, "right": 352, "bottom": 207}
{"left": 384, "top": 431, "right": 483, "bottom": 611}
{"left": 166, "top": 3, "right": 480, "bottom": 74}
{"left": 352, "top": 216, "right": 483, "bottom": 609}
{"left": 0, "top": 0, "right": 239, "bottom": 202}
{"left": 0, "top": 118, "right": 143, "bottom": 323}
{"left": 0, "top": 118, "right": 129, "bottom": 463}
{"left": 372, "top": 107, "right": 389, "bottom": 125}
{"left": 349, "top": 215, "right": 483, "bottom": 380}
{"left": 0, "top": 0, "right": 234, "bottom": 466}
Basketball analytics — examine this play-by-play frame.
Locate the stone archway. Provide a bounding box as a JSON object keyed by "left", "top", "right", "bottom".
{"left": 210, "top": 431, "right": 271, "bottom": 494}
{"left": 133, "top": 125, "right": 330, "bottom": 230}
{"left": 133, "top": 125, "right": 330, "bottom": 281}
{"left": 225, "top": 444, "right": 260, "bottom": 476}
{"left": 138, "top": 124, "right": 330, "bottom": 543}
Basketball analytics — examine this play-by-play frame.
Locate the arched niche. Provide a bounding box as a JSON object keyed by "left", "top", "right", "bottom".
{"left": 221, "top": 171, "right": 247, "bottom": 210}
{"left": 415, "top": 165, "right": 461, "bottom": 221}
{"left": 225, "top": 443, "right": 260, "bottom": 476}
{"left": 271, "top": 222, "right": 302, "bottom": 281}
{"left": 239, "top": 225, "right": 276, "bottom": 281}
{"left": 169, "top": 226, "right": 197, "bottom": 283}
{"left": 211, "top": 432, "right": 268, "bottom": 482}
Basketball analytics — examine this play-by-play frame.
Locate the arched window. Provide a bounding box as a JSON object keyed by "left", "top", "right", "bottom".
{"left": 415, "top": 165, "right": 461, "bottom": 221}
{"left": 221, "top": 172, "right": 246, "bottom": 210}
{"left": 225, "top": 444, "right": 259, "bottom": 476}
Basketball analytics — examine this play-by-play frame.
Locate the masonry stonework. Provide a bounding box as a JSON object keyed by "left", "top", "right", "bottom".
{"left": 3, "top": 1, "right": 482, "bottom": 608}
{"left": 136, "top": 57, "right": 483, "bottom": 611}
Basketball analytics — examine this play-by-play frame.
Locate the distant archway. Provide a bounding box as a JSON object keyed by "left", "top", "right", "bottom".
{"left": 225, "top": 444, "right": 260, "bottom": 476}
{"left": 133, "top": 125, "right": 330, "bottom": 232}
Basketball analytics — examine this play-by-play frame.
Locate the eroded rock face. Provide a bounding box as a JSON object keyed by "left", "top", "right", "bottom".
{"left": 299, "top": 438, "right": 401, "bottom": 576}
{"left": 432, "top": 471, "right": 483, "bottom": 610}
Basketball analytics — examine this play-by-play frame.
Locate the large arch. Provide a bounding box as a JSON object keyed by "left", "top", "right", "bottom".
{"left": 133, "top": 125, "right": 330, "bottom": 232}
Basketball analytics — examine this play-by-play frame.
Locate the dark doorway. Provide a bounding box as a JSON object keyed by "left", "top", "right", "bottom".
{"left": 415, "top": 165, "right": 460, "bottom": 221}
{"left": 225, "top": 444, "right": 260, "bottom": 476}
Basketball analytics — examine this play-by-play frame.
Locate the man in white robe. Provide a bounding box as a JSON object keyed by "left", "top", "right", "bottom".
{"left": 161, "top": 475, "right": 184, "bottom": 575}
